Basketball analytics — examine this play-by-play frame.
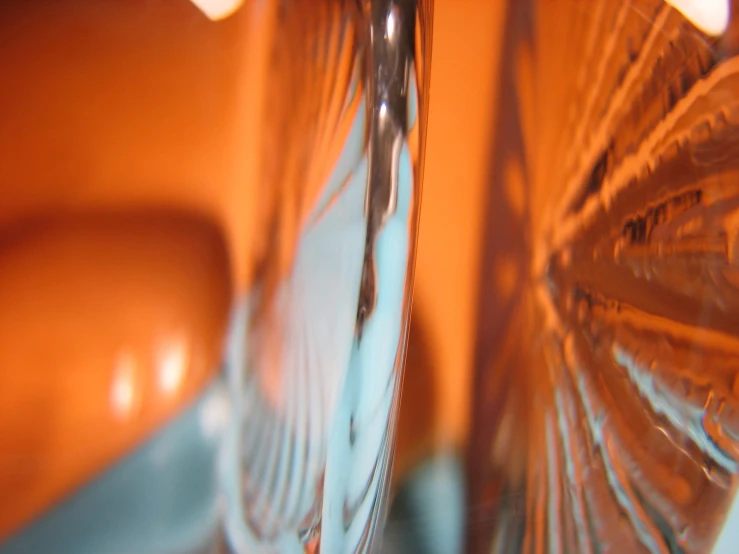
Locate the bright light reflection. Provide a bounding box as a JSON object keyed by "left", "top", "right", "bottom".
{"left": 158, "top": 338, "right": 189, "bottom": 396}
{"left": 666, "top": 0, "right": 730, "bottom": 36}
{"left": 188, "top": 0, "right": 244, "bottom": 21}
{"left": 200, "top": 385, "right": 232, "bottom": 439}
{"left": 111, "top": 353, "right": 137, "bottom": 418}
{"left": 386, "top": 10, "right": 397, "bottom": 39}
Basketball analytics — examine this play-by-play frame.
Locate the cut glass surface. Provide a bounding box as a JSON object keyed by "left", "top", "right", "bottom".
{"left": 467, "top": 1, "right": 739, "bottom": 553}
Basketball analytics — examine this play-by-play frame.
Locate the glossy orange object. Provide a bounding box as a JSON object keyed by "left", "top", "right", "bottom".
{"left": 0, "top": 211, "right": 231, "bottom": 539}
{"left": 0, "top": 0, "right": 270, "bottom": 539}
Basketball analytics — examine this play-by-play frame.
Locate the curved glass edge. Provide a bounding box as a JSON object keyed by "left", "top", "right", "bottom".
{"left": 465, "top": 1, "right": 739, "bottom": 553}
{"left": 222, "top": 1, "right": 433, "bottom": 553}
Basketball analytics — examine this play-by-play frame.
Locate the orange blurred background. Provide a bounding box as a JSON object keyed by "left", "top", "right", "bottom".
{"left": 395, "top": 0, "right": 507, "bottom": 479}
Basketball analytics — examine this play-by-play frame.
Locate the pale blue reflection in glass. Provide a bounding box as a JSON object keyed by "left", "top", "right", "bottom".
{"left": 712, "top": 494, "right": 739, "bottom": 554}
{"left": 223, "top": 59, "right": 418, "bottom": 550}
{"left": 383, "top": 452, "right": 465, "bottom": 554}
{"left": 223, "top": 93, "right": 369, "bottom": 552}
{"left": 321, "top": 140, "right": 413, "bottom": 554}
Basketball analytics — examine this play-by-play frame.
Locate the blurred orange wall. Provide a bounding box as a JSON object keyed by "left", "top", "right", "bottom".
{"left": 398, "top": 0, "right": 507, "bottom": 469}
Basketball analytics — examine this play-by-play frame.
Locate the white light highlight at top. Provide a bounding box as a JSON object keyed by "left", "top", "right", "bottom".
{"left": 189, "top": 0, "right": 244, "bottom": 21}
{"left": 666, "top": 0, "right": 730, "bottom": 36}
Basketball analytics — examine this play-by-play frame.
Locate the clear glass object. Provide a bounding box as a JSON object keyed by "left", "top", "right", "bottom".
{"left": 466, "top": 1, "right": 739, "bottom": 553}
{"left": 0, "top": 1, "right": 432, "bottom": 553}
